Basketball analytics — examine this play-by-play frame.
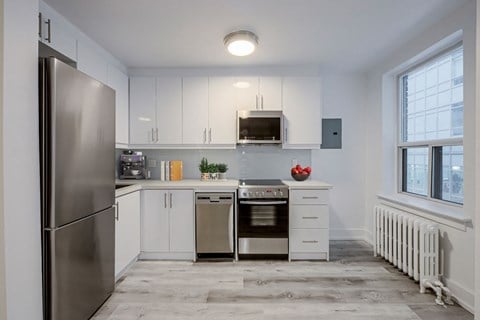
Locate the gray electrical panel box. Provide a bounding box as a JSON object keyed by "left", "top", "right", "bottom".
{"left": 321, "top": 118, "right": 342, "bottom": 149}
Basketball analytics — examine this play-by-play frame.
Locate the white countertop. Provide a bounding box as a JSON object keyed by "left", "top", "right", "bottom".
{"left": 115, "top": 179, "right": 239, "bottom": 197}
{"left": 115, "top": 178, "right": 332, "bottom": 197}
{"left": 282, "top": 179, "right": 333, "bottom": 189}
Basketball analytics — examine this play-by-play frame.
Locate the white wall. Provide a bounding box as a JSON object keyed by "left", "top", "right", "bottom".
{"left": 475, "top": 0, "right": 480, "bottom": 317}
{"left": 311, "top": 74, "right": 368, "bottom": 240}
{"left": 3, "top": 0, "right": 43, "bottom": 318}
{"left": 0, "top": 0, "right": 5, "bottom": 317}
{"left": 365, "top": 0, "right": 476, "bottom": 312}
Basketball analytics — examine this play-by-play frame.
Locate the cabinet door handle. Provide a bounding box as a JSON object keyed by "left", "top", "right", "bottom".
{"left": 38, "top": 13, "right": 43, "bottom": 39}
{"left": 115, "top": 202, "right": 119, "bottom": 221}
{"left": 203, "top": 128, "right": 206, "bottom": 143}
{"left": 261, "top": 95, "right": 264, "bottom": 109}
{"left": 256, "top": 95, "right": 259, "bottom": 109}
{"left": 164, "top": 193, "right": 167, "bottom": 209}
{"left": 169, "top": 193, "right": 173, "bottom": 209}
{"left": 208, "top": 128, "right": 212, "bottom": 143}
{"left": 45, "top": 18, "right": 51, "bottom": 43}
{"left": 302, "top": 240, "right": 318, "bottom": 244}
{"left": 151, "top": 128, "right": 155, "bottom": 142}
{"left": 302, "top": 196, "right": 319, "bottom": 199}
{"left": 285, "top": 128, "right": 288, "bottom": 143}
{"left": 155, "top": 128, "right": 159, "bottom": 142}
{"left": 302, "top": 216, "right": 319, "bottom": 219}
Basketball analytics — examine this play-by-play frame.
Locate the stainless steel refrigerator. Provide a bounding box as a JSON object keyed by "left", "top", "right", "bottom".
{"left": 39, "top": 57, "right": 115, "bottom": 320}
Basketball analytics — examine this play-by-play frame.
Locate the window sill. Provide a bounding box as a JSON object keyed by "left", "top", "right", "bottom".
{"left": 377, "top": 193, "right": 471, "bottom": 231}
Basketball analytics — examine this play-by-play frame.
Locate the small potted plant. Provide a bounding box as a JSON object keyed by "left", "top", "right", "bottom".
{"left": 207, "top": 163, "right": 218, "bottom": 180}
{"left": 217, "top": 163, "right": 228, "bottom": 181}
{"left": 199, "top": 157, "right": 210, "bottom": 181}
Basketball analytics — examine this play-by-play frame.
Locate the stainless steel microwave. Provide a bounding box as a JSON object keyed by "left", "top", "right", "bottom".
{"left": 237, "top": 110, "right": 283, "bottom": 144}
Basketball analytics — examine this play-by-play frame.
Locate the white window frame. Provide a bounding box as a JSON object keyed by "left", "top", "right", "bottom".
{"left": 396, "top": 42, "right": 464, "bottom": 206}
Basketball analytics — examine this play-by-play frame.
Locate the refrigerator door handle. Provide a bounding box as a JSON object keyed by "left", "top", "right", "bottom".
{"left": 169, "top": 193, "right": 173, "bottom": 209}
{"left": 164, "top": 193, "right": 167, "bottom": 209}
{"left": 115, "top": 202, "right": 119, "bottom": 221}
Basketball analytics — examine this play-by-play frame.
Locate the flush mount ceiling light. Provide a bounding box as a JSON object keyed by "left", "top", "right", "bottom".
{"left": 224, "top": 30, "right": 259, "bottom": 57}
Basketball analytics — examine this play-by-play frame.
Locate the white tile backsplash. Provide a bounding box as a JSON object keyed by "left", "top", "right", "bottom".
{"left": 116, "top": 146, "right": 311, "bottom": 180}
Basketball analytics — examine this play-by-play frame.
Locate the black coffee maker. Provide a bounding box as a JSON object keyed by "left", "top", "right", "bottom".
{"left": 119, "top": 150, "right": 147, "bottom": 179}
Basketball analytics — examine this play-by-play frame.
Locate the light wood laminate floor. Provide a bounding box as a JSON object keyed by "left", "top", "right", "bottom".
{"left": 92, "top": 241, "right": 473, "bottom": 320}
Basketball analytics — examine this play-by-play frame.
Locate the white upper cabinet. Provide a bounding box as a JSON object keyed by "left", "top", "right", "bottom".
{"left": 233, "top": 77, "right": 282, "bottom": 111}
{"left": 156, "top": 77, "right": 183, "bottom": 144}
{"left": 258, "top": 77, "right": 282, "bottom": 110}
{"left": 183, "top": 77, "right": 209, "bottom": 144}
{"left": 130, "top": 77, "right": 183, "bottom": 145}
{"left": 282, "top": 77, "right": 322, "bottom": 148}
{"left": 77, "top": 40, "right": 108, "bottom": 84}
{"left": 107, "top": 65, "right": 129, "bottom": 146}
{"left": 208, "top": 77, "right": 237, "bottom": 145}
{"left": 233, "top": 77, "right": 259, "bottom": 110}
{"left": 183, "top": 77, "right": 237, "bottom": 147}
{"left": 39, "top": 1, "right": 77, "bottom": 62}
{"left": 130, "top": 77, "right": 157, "bottom": 144}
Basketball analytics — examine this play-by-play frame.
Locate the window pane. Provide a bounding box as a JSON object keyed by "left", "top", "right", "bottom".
{"left": 401, "top": 46, "right": 463, "bottom": 142}
{"left": 402, "top": 147, "right": 429, "bottom": 196}
{"left": 432, "top": 145, "right": 464, "bottom": 204}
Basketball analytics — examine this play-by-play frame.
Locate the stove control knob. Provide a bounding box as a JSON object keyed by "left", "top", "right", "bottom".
{"left": 278, "top": 191, "right": 284, "bottom": 197}
{"left": 261, "top": 191, "right": 265, "bottom": 197}
{"left": 273, "top": 191, "right": 277, "bottom": 197}
{"left": 248, "top": 192, "right": 253, "bottom": 197}
{"left": 255, "top": 191, "right": 260, "bottom": 197}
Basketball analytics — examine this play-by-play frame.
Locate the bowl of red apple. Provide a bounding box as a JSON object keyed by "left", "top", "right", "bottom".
{"left": 291, "top": 164, "right": 311, "bottom": 181}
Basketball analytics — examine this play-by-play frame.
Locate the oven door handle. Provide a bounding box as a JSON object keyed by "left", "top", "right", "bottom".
{"left": 239, "top": 200, "right": 287, "bottom": 205}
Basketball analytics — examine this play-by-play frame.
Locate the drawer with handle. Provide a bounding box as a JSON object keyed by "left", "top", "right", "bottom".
{"left": 290, "top": 189, "right": 329, "bottom": 205}
{"left": 290, "top": 205, "right": 328, "bottom": 229}
{"left": 290, "top": 229, "right": 329, "bottom": 253}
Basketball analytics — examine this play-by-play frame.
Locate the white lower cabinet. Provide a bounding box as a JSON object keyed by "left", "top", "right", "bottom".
{"left": 141, "top": 189, "right": 194, "bottom": 259}
{"left": 115, "top": 191, "right": 141, "bottom": 278}
{"left": 289, "top": 189, "right": 330, "bottom": 260}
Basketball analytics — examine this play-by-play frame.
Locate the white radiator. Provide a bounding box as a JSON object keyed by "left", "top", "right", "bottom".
{"left": 374, "top": 204, "right": 452, "bottom": 305}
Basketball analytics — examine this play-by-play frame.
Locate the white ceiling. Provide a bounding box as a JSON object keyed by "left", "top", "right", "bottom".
{"left": 44, "top": 0, "right": 468, "bottom": 72}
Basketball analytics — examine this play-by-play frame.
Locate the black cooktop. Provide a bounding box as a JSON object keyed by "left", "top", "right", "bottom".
{"left": 238, "top": 179, "right": 285, "bottom": 186}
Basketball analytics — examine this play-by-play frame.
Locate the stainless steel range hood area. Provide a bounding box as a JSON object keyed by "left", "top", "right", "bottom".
{"left": 237, "top": 110, "right": 283, "bottom": 144}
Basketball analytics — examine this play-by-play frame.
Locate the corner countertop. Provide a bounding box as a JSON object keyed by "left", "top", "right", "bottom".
{"left": 115, "top": 178, "right": 332, "bottom": 197}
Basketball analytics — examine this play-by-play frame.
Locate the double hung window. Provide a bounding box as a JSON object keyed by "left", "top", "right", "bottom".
{"left": 399, "top": 44, "right": 464, "bottom": 204}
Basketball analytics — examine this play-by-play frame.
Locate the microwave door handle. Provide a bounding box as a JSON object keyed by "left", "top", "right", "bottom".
{"left": 239, "top": 201, "right": 287, "bottom": 205}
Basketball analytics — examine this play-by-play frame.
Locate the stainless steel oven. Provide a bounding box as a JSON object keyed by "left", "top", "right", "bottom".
{"left": 237, "top": 179, "right": 289, "bottom": 258}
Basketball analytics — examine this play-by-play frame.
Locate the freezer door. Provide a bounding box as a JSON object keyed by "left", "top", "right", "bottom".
{"left": 41, "top": 57, "right": 115, "bottom": 228}
{"left": 44, "top": 207, "right": 115, "bottom": 320}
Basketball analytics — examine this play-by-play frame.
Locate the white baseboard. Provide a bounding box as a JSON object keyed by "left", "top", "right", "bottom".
{"left": 115, "top": 255, "right": 138, "bottom": 282}
{"left": 442, "top": 277, "right": 474, "bottom": 314}
{"left": 330, "top": 228, "right": 371, "bottom": 243}
{"left": 139, "top": 251, "right": 194, "bottom": 260}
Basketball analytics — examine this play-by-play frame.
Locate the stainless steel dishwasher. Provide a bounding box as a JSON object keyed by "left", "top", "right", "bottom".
{"left": 195, "top": 193, "right": 234, "bottom": 259}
